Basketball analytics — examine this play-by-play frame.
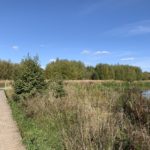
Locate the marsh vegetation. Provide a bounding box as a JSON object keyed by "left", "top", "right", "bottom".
{"left": 5, "top": 81, "right": 149, "bottom": 150}
{"left": 2, "top": 56, "right": 150, "bottom": 150}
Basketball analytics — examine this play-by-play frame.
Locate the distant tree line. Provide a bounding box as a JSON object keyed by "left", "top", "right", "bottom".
{"left": 0, "top": 60, "right": 19, "bottom": 80}
{"left": 45, "top": 59, "right": 144, "bottom": 81}
{"left": 142, "top": 72, "right": 150, "bottom": 80}
{"left": 0, "top": 58, "right": 149, "bottom": 81}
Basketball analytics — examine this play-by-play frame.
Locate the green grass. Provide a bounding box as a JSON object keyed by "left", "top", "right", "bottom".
{"left": 134, "top": 81, "right": 150, "bottom": 90}
{"left": 9, "top": 100, "right": 63, "bottom": 150}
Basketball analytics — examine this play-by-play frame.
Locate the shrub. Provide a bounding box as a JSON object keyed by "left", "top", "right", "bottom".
{"left": 14, "top": 55, "right": 46, "bottom": 100}
{"left": 48, "top": 77, "right": 66, "bottom": 99}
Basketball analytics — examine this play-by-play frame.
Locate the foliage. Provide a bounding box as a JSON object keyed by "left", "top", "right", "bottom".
{"left": 142, "top": 72, "right": 150, "bottom": 80}
{"left": 45, "top": 60, "right": 143, "bottom": 81}
{"left": 45, "top": 59, "right": 86, "bottom": 80}
{"left": 0, "top": 60, "right": 19, "bottom": 80}
{"left": 96, "top": 64, "right": 115, "bottom": 79}
{"left": 48, "top": 77, "right": 67, "bottom": 98}
{"left": 14, "top": 55, "right": 46, "bottom": 99}
{"left": 85, "top": 66, "right": 99, "bottom": 80}
{"left": 0, "top": 57, "right": 146, "bottom": 81}
{"left": 96, "top": 64, "right": 142, "bottom": 81}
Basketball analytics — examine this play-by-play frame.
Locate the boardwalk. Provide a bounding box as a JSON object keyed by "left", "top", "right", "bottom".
{"left": 0, "top": 90, "right": 25, "bottom": 150}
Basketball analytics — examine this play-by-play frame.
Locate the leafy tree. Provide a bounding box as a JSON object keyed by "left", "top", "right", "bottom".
{"left": 85, "top": 66, "right": 99, "bottom": 80}
{"left": 45, "top": 59, "right": 86, "bottom": 80}
{"left": 0, "top": 60, "right": 19, "bottom": 80}
{"left": 95, "top": 64, "right": 142, "bottom": 81}
{"left": 95, "top": 64, "right": 114, "bottom": 80}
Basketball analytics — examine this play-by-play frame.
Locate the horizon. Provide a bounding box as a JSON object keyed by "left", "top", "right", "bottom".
{"left": 0, "top": 0, "right": 150, "bottom": 71}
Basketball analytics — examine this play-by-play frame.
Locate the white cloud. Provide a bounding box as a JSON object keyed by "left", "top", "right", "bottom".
{"left": 49, "top": 59, "right": 56, "bottom": 62}
{"left": 81, "top": 50, "right": 90, "bottom": 55}
{"left": 12, "top": 45, "right": 19, "bottom": 50}
{"left": 120, "top": 57, "right": 135, "bottom": 61}
{"left": 94, "top": 50, "right": 110, "bottom": 55}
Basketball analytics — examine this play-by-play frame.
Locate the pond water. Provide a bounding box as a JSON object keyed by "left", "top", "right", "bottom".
{"left": 142, "top": 90, "right": 150, "bottom": 99}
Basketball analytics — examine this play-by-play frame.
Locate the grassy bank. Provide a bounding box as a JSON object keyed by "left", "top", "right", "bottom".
{"left": 6, "top": 81, "right": 150, "bottom": 150}
{"left": 6, "top": 90, "right": 62, "bottom": 150}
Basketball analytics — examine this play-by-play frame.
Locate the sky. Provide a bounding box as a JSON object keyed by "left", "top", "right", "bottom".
{"left": 0, "top": 0, "right": 150, "bottom": 71}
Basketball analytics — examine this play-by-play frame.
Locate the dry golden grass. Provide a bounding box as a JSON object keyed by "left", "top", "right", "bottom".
{"left": 64, "top": 80, "right": 124, "bottom": 84}
{"left": 30, "top": 85, "right": 117, "bottom": 149}
{"left": 8, "top": 82, "right": 150, "bottom": 149}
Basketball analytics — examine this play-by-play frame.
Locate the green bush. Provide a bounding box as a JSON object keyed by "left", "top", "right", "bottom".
{"left": 14, "top": 55, "right": 46, "bottom": 100}
{"left": 48, "top": 77, "right": 66, "bottom": 98}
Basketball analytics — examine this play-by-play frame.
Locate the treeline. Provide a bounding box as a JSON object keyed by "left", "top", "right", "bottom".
{"left": 0, "top": 60, "right": 19, "bottom": 80}
{"left": 45, "top": 59, "right": 143, "bottom": 81}
{"left": 142, "top": 72, "right": 150, "bottom": 80}
{"left": 95, "top": 64, "right": 142, "bottom": 81}
{"left": 0, "top": 58, "right": 150, "bottom": 81}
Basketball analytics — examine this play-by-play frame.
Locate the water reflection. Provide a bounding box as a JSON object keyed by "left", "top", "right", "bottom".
{"left": 142, "top": 90, "right": 150, "bottom": 99}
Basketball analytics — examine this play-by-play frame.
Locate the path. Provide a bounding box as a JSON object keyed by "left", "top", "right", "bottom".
{"left": 0, "top": 90, "right": 25, "bottom": 150}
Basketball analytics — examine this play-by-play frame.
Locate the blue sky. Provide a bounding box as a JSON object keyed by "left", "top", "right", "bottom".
{"left": 0, "top": 0, "right": 150, "bottom": 71}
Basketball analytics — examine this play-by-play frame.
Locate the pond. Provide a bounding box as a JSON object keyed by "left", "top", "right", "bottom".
{"left": 142, "top": 90, "right": 150, "bottom": 99}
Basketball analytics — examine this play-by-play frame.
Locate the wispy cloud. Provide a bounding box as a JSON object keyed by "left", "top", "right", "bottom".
{"left": 12, "top": 45, "right": 19, "bottom": 50}
{"left": 120, "top": 57, "right": 135, "bottom": 61}
{"left": 130, "top": 25, "right": 150, "bottom": 34}
{"left": 94, "top": 50, "right": 110, "bottom": 55}
{"left": 81, "top": 49, "right": 110, "bottom": 56}
{"left": 107, "top": 20, "right": 150, "bottom": 36}
{"left": 81, "top": 50, "right": 90, "bottom": 55}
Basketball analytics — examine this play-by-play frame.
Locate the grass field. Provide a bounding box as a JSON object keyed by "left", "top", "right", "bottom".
{"left": 5, "top": 81, "right": 150, "bottom": 150}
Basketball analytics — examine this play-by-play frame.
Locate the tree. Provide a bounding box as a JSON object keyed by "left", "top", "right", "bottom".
{"left": 0, "top": 60, "right": 18, "bottom": 80}
{"left": 95, "top": 64, "right": 114, "bottom": 80}
{"left": 85, "top": 66, "right": 99, "bottom": 80}
{"left": 95, "top": 64, "right": 142, "bottom": 81}
{"left": 45, "top": 59, "right": 86, "bottom": 80}
{"left": 14, "top": 55, "right": 46, "bottom": 99}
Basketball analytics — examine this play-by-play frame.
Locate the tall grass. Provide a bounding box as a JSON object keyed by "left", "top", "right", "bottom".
{"left": 7, "top": 82, "right": 150, "bottom": 150}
